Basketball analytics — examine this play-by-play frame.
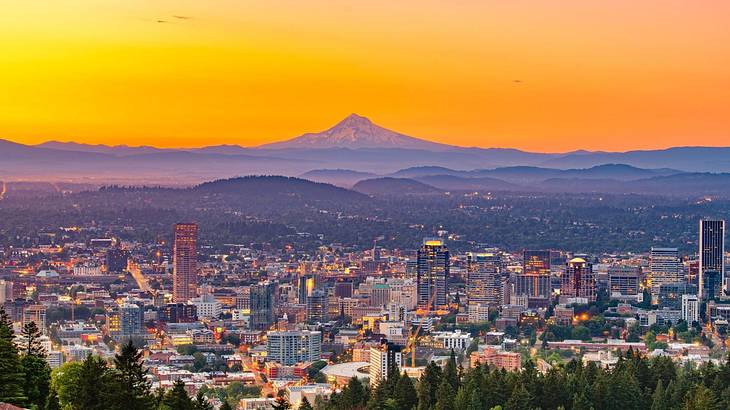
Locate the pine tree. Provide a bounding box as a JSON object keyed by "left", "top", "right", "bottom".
{"left": 394, "top": 373, "right": 417, "bottom": 410}
{"left": 505, "top": 384, "right": 532, "bottom": 410}
{"left": 77, "top": 355, "right": 113, "bottom": 410}
{"left": 434, "top": 378, "right": 455, "bottom": 410}
{"left": 417, "top": 362, "right": 442, "bottom": 410}
{"left": 219, "top": 401, "right": 234, "bottom": 410}
{"left": 21, "top": 353, "right": 51, "bottom": 409}
{"left": 651, "top": 379, "right": 669, "bottom": 410}
{"left": 0, "top": 307, "right": 27, "bottom": 406}
{"left": 161, "top": 380, "right": 194, "bottom": 410}
{"left": 194, "top": 390, "right": 214, "bottom": 410}
{"left": 683, "top": 385, "right": 720, "bottom": 410}
{"left": 21, "top": 321, "right": 45, "bottom": 356}
{"left": 45, "top": 387, "right": 61, "bottom": 410}
{"left": 272, "top": 395, "right": 292, "bottom": 410}
{"left": 112, "top": 339, "right": 154, "bottom": 410}
{"left": 300, "top": 396, "right": 314, "bottom": 410}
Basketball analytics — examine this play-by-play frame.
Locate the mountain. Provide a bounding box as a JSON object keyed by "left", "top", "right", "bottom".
{"left": 353, "top": 177, "right": 442, "bottom": 196}
{"left": 259, "top": 113, "right": 452, "bottom": 150}
{"left": 414, "top": 175, "right": 520, "bottom": 191}
{"left": 36, "top": 141, "right": 169, "bottom": 156}
{"left": 388, "top": 166, "right": 468, "bottom": 178}
{"left": 299, "top": 169, "right": 378, "bottom": 188}
{"left": 541, "top": 147, "right": 730, "bottom": 172}
{"left": 195, "top": 175, "right": 366, "bottom": 202}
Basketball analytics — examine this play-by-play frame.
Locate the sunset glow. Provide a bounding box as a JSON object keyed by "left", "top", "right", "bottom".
{"left": 2, "top": 0, "right": 729, "bottom": 151}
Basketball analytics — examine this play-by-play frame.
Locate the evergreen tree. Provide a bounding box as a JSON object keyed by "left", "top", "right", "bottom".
{"left": 21, "top": 354, "right": 51, "bottom": 410}
{"left": 300, "top": 396, "right": 314, "bottom": 410}
{"left": 112, "top": 339, "right": 154, "bottom": 410}
{"left": 434, "top": 378, "right": 455, "bottom": 410}
{"left": 444, "top": 350, "right": 459, "bottom": 389}
{"left": 45, "top": 387, "right": 61, "bottom": 410}
{"left": 272, "top": 395, "right": 292, "bottom": 410}
{"left": 77, "top": 355, "right": 113, "bottom": 410}
{"left": 651, "top": 379, "right": 669, "bottom": 410}
{"left": 683, "top": 385, "right": 720, "bottom": 410}
{"left": 219, "top": 401, "right": 234, "bottom": 410}
{"left": 505, "top": 384, "right": 532, "bottom": 410}
{"left": 394, "top": 373, "right": 417, "bottom": 410}
{"left": 21, "top": 321, "right": 46, "bottom": 356}
{"left": 160, "top": 380, "right": 194, "bottom": 410}
{"left": 194, "top": 390, "right": 214, "bottom": 410}
{"left": 0, "top": 307, "right": 26, "bottom": 406}
{"left": 417, "top": 362, "right": 442, "bottom": 410}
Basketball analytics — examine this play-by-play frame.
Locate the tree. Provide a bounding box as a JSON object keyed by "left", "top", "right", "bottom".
{"left": 434, "top": 379, "right": 455, "bottom": 410}
{"left": 194, "top": 390, "right": 214, "bottom": 410}
{"left": 272, "top": 395, "right": 292, "bottom": 410}
{"left": 505, "top": 384, "right": 532, "bottom": 410}
{"left": 112, "top": 339, "right": 154, "bottom": 410}
{"left": 299, "top": 396, "right": 314, "bottom": 410}
{"left": 395, "top": 373, "right": 418, "bottom": 410}
{"left": 219, "top": 402, "right": 233, "bottom": 410}
{"left": 21, "top": 321, "right": 46, "bottom": 356}
{"left": 683, "top": 385, "right": 720, "bottom": 410}
{"left": 0, "top": 307, "right": 27, "bottom": 406}
{"left": 21, "top": 353, "right": 51, "bottom": 409}
{"left": 160, "top": 380, "right": 194, "bottom": 410}
{"left": 46, "top": 387, "right": 61, "bottom": 410}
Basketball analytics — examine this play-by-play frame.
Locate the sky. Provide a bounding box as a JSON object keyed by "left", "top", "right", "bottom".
{"left": 1, "top": 0, "right": 729, "bottom": 152}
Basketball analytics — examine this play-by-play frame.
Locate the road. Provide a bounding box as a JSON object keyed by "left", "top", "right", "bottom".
{"left": 0, "top": 181, "right": 6, "bottom": 200}
{"left": 128, "top": 260, "right": 152, "bottom": 292}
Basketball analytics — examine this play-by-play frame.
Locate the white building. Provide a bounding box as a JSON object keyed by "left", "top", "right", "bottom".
{"left": 432, "top": 330, "right": 472, "bottom": 350}
{"left": 190, "top": 293, "right": 222, "bottom": 319}
{"left": 681, "top": 294, "right": 699, "bottom": 324}
{"left": 369, "top": 341, "right": 402, "bottom": 387}
{"left": 266, "top": 330, "right": 322, "bottom": 366}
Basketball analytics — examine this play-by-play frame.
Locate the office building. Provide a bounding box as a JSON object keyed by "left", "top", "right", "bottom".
{"left": 658, "top": 283, "right": 697, "bottom": 310}
{"left": 607, "top": 266, "right": 641, "bottom": 302}
{"left": 108, "top": 298, "right": 143, "bottom": 341}
{"left": 466, "top": 252, "right": 503, "bottom": 307}
{"left": 699, "top": 220, "right": 725, "bottom": 299}
{"left": 173, "top": 223, "right": 198, "bottom": 303}
{"left": 190, "top": 288, "right": 222, "bottom": 319}
{"left": 0, "top": 279, "right": 13, "bottom": 302}
{"left": 266, "top": 330, "right": 321, "bottom": 365}
{"left": 515, "top": 250, "right": 552, "bottom": 307}
{"left": 306, "top": 289, "right": 329, "bottom": 323}
{"left": 560, "top": 258, "right": 596, "bottom": 303}
{"left": 417, "top": 238, "right": 449, "bottom": 308}
{"left": 681, "top": 294, "right": 699, "bottom": 324}
{"left": 159, "top": 303, "right": 198, "bottom": 323}
{"left": 649, "top": 247, "right": 681, "bottom": 304}
{"left": 249, "top": 282, "right": 277, "bottom": 330}
{"left": 369, "top": 340, "right": 402, "bottom": 387}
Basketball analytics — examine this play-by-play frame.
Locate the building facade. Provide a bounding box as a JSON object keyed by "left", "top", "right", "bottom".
{"left": 173, "top": 223, "right": 198, "bottom": 303}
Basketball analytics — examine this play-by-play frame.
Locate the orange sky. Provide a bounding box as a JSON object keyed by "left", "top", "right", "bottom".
{"left": 1, "top": 1, "right": 729, "bottom": 152}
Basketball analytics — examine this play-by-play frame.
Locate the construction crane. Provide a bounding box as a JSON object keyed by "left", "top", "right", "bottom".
{"left": 403, "top": 289, "right": 438, "bottom": 367}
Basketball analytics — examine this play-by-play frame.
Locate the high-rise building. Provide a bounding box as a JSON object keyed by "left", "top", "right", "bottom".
{"left": 306, "top": 289, "right": 329, "bottom": 323}
{"left": 417, "top": 238, "right": 449, "bottom": 308}
{"left": 298, "top": 274, "right": 317, "bottom": 304}
{"left": 369, "top": 340, "right": 402, "bottom": 387}
{"left": 173, "top": 223, "right": 198, "bottom": 303}
{"left": 681, "top": 294, "right": 699, "bottom": 324}
{"left": 649, "top": 247, "right": 681, "bottom": 304}
{"left": 266, "top": 330, "right": 322, "bottom": 365}
{"left": 0, "top": 279, "right": 14, "bottom": 302}
{"left": 23, "top": 304, "right": 47, "bottom": 331}
{"left": 560, "top": 258, "right": 596, "bottom": 303}
{"left": 190, "top": 287, "right": 222, "bottom": 319}
{"left": 658, "top": 283, "right": 698, "bottom": 310}
{"left": 466, "top": 252, "right": 503, "bottom": 308}
{"left": 699, "top": 219, "right": 725, "bottom": 300}
{"left": 249, "top": 282, "right": 277, "bottom": 330}
{"left": 159, "top": 303, "right": 198, "bottom": 323}
{"left": 107, "top": 297, "right": 143, "bottom": 341}
{"left": 515, "top": 250, "right": 552, "bottom": 307}
{"left": 607, "top": 265, "right": 641, "bottom": 302}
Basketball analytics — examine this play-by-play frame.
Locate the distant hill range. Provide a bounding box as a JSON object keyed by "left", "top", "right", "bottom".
{"left": 2, "top": 114, "right": 730, "bottom": 192}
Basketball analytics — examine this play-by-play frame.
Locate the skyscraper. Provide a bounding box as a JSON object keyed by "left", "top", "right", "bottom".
{"left": 173, "top": 223, "right": 198, "bottom": 303}
{"left": 699, "top": 219, "right": 725, "bottom": 300}
{"left": 466, "top": 252, "right": 503, "bottom": 307}
{"left": 306, "top": 289, "right": 329, "bottom": 323}
{"left": 369, "top": 340, "right": 403, "bottom": 387}
{"left": 249, "top": 281, "right": 278, "bottom": 330}
{"left": 417, "top": 238, "right": 449, "bottom": 308}
{"left": 515, "top": 250, "right": 552, "bottom": 307}
{"left": 560, "top": 258, "right": 596, "bottom": 303}
{"left": 266, "top": 330, "right": 322, "bottom": 365}
{"left": 649, "top": 247, "right": 681, "bottom": 304}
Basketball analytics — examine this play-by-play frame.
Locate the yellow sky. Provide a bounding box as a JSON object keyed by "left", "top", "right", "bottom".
{"left": 1, "top": 0, "right": 729, "bottom": 152}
